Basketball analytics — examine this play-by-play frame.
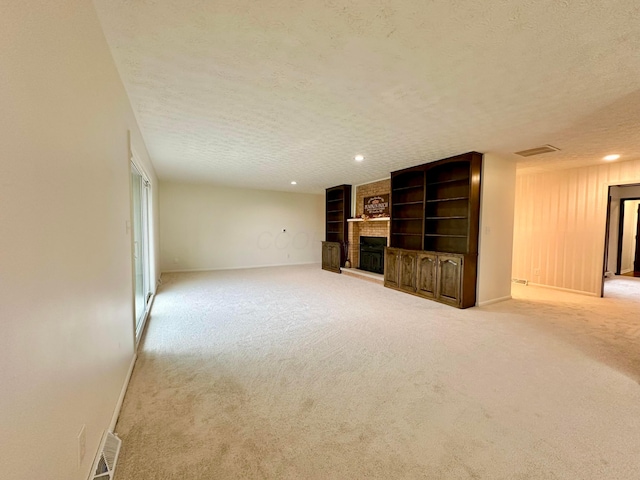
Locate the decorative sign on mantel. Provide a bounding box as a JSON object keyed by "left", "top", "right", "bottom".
{"left": 364, "top": 194, "right": 389, "bottom": 218}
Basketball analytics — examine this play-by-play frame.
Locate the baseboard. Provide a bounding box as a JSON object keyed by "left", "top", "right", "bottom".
{"left": 527, "top": 282, "right": 598, "bottom": 297}
{"left": 477, "top": 295, "right": 512, "bottom": 307}
{"left": 162, "top": 262, "right": 319, "bottom": 274}
{"left": 621, "top": 268, "right": 633, "bottom": 275}
{"left": 109, "top": 352, "right": 138, "bottom": 432}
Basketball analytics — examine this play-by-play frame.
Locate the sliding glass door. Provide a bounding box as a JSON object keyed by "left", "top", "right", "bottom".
{"left": 131, "top": 163, "right": 151, "bottom": 342}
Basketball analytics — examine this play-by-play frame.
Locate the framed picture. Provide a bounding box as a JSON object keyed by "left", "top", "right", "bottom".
{"left": 363, "top": 194, "right": 389, "bottom": 218}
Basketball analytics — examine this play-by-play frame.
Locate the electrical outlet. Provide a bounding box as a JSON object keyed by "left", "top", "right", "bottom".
{"left": 534, "top": 268, "right": 540, "bottom": 276}
{"left": 77, "top": 424, "right": 86, "bottom": 467}
{"left": 173, "top": 257, "right": 179, "bottom": 264}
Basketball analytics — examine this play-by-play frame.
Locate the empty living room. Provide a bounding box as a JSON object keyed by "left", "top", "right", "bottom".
{"left": 2, "top": 1, "right": 640, "bottom": 479}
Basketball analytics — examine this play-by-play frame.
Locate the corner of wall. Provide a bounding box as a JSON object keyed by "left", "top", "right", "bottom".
{"left": 476, "top": 153, "right": 517, "bottom": 305}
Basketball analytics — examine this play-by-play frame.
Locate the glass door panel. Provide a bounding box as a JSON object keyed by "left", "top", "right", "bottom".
{"left": 131, "top": 164, "right": 150, "bottom": 341}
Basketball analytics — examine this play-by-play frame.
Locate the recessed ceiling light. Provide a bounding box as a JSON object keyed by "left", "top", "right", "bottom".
{"left": 354, "top": 154, "right": 365, "bottom": 162}
{"left": 603, "top": 154, "right": 620, "bottom": 161}
{"left": 290, "top": 181, "right": 297, "bottom": 185}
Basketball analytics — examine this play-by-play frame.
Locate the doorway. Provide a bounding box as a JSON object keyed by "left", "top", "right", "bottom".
{"left": 602, "top": 183, "right": 640, "bottom": 296}
{"left": 131, "top": 162, "right": 152, "bottom": 344}
{"left": 617, "top": 198, "right": 640, "bottom": 277}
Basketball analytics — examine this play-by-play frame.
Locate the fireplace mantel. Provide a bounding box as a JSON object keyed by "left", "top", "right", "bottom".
{"left": 347, "top": 217, "right": 390, "bottom": 223}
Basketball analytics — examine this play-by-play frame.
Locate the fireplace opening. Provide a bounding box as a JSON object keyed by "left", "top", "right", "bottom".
{"left": 359, "top": 236, "right": 387, "bottom": 274}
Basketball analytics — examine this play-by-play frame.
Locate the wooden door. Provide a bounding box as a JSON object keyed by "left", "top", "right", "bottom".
{"left": 437, "top": 254, "right": 462, "bottom": 306}
{"left": 399, "top": 251, "right": 417, "bottom": 293}
{"left": 416, "top": 252, "right": 437, "bottom": 298}
{"left": 384, "top": 248, "right": 400, "bottom": 288}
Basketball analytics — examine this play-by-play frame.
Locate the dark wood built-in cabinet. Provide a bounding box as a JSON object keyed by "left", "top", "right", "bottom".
{"left": 321, "top": 241, "right": 341, "bottom": 273}
{"left": 385, "top": 248, "right": 474, "bottom": 307}
{"left": 322, "top": 184, "right": 352, "bottom": 273}
{"left": 385, "top": 152, "right": 482, "bottom": 308}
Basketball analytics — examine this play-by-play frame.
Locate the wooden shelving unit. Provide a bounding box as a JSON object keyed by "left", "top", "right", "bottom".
{"left": 423, "top": 159, "right": 477, "bottom": 254}
{"left": 386, "top": 152, "right": 482, "bottom": 308}
{"left": 390, "top": 167, "right": 425, "bottom": 251}
{"left": 322, "top": 184, "right": 352, "bottom": 273}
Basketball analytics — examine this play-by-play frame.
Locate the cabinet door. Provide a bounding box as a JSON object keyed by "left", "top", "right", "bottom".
{"left": 399, "top": 251, "right": 417, "bottom": 293}
{"left": 416, "top": 252, "right": 437, "bottom": 298}
{"left": 321, "top": 243, "right": 330, "bottom": 270}
{"left": 436, "top": 254, "right": 463, "bottom": 306}
{"left": 384, "top": 248, "right": 400, "bottom": 288}
{"left": 330, "top": 244, "right": 341, "bottom": 271}
{"left": 322, "top": 242, "right": 341, "bottom": 273}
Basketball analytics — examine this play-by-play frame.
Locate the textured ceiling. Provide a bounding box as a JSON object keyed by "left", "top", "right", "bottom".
{"left": 93, "top": 0, "right": 640, "bottom": 193}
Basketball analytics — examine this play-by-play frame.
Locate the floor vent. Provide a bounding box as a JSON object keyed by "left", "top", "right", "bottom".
{"left": 514, "top": 145, "right": 560, "bottom": 157}
{"left": 91, "top": 431, "right": 121, "bottom": 480}
{"left": 512, "top": 278, "right": 528, "bottom": 285}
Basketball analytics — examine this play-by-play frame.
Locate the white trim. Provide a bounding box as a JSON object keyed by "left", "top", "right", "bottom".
{"left": 347, "top": 217, "right": 390, "bottom": 222}
{"left": 353, "top": 176, "right": 391, "bottom": 187}
{"left": 477, "top": 295, "right": 512, "bottom": 307}
{"left": 621, "top": 268, "right": 634, "bottom": 274}
{"left": 162, "top": 261, "right": 318, "bottom": 274}
{"left": 352, "top": 177, "right": 390, "bottom": 217}
{"left": 135, "top": 292, "right": 155, "bottom": 350}
{"left": 130, "top": 146, "right": 151, "bottom": 182}
{"left": 527, "top": 282, "right": 598, "bottom": 297}
{"left": 109, "top": 353, "right": 138, "bottom": 432}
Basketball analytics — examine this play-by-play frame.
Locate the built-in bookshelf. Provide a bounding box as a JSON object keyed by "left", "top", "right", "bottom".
{"left": 324, "top": 184, "right": 352, "bottom": 269}
{"left": 386, "top": 152, "right": 482, "bottom": 308}
{"left": 390, "top": 167, "right": 424, "bottom": 251}
{"left": 423, "top": 160, "right": 473, "bottom": 253}
{"left": 390, "top": 153, "right": 481, "bottom": 254}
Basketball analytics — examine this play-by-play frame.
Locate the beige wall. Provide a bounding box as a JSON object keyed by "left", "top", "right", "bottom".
{"left": 513, "top": 159, "right": 640, "bottom": 295}
{"left": 160, "top": 182, "right": 324, "bottom": 272}
{"left": 0, "top": 2, "right": 158, "bottom": 479}
{"left": 476, "top": 153, "right": 517, "bottom": 305}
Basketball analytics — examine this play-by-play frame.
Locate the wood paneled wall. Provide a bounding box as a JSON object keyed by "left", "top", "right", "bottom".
{"left": 513, "top": 159, "right": 640, "bottom": 295}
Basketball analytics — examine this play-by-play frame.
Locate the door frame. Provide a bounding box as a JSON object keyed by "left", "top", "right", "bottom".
{"left": 129, "top": 146, "right": 154, "bottom": 348}
{"left": 616, "top": 197, "right": 640, "bottom": 275}
{"left": 600, "top": 181, "right": 640, "bottom": 297}
{"left": 635, "top": 204, "right": 640, "bottom": 272}
{"left": 602, "top": 187, "right": 612, "bottom": 293}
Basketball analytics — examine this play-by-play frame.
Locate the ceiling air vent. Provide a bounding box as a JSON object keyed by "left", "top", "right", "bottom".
{"left": 514, "top": 145, "right": 560, "bottom": 157}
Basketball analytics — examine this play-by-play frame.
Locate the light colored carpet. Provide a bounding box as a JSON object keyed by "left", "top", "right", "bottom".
{"left": 114, "top": 265, "right": 640, "bottom": 479}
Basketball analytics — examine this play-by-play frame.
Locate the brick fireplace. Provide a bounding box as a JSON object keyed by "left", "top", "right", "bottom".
{"left": 347, "top": 179, "right": 390, "bottom": 271}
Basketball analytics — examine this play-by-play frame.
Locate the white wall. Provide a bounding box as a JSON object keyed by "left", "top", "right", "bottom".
{"left": 160, "top": 182, "right": 324, "bottom": 272}
{"left": 476, "top": 153, "right": 517, "bottom": 305}
{"left": 607, "top": 185, "right": 640, "bottom": 273}
{"left": 621, "top": 200, "right": 640, "bottom": 273}
{"left": 0, "top": 2, "right": 158, "bottom": 479}
{"left": 512, "top": 159, "right": 640, "bottom": 295}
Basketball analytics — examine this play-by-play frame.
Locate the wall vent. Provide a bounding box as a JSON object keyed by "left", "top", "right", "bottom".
{"left": 512, "top": 278, "right": 528, "bottom": 285}
{"left": 90, "top": 431, "right": 121, "bottom": 480}
{"left": 514, "top": 145, "right": 560, "bottom": 157}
